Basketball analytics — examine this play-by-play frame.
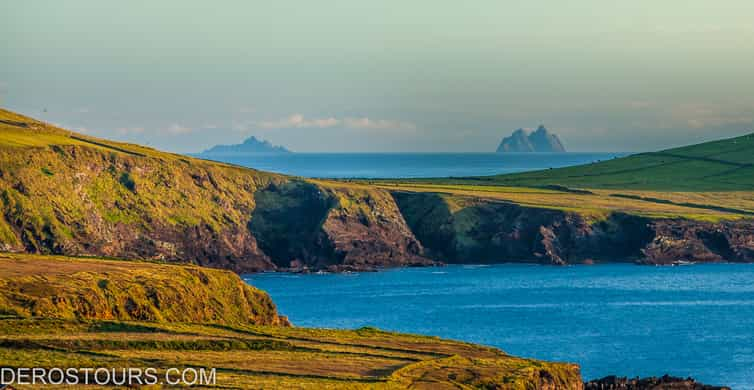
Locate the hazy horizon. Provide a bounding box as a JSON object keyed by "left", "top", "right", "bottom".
{"left": 2, "top": 1, "right": 753, "bottom": 153}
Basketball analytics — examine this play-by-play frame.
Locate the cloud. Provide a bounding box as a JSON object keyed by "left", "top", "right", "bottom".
{"left": 343, "top": 117, "right": 417, "bottom": 130}
{"left": 257, "top": 114, "right": 416, "bottom": 131}
{"left": 164, "top": 123, "right": 192, "bottom": 135}
{"left": 258, "top": 114, "right": 340, "bottom": 129}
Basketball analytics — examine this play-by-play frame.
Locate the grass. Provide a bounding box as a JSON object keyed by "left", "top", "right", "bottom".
{"left": 398, "top": 132, "right": 754, "bottom": 192}
{"left": 0, "top": 108, "right": 208, "bottom": 162}
{"left": 329, "top": 180, "right": 753, "bottom": 221}
{"left": 0, "top": 317, "right": 581, "bottom": 389}
{"left": 0, "top": 253, "right": 287, "bottom": 326}
{"left": 0, "top": 108, "right": 294, "bottom": 270}
{"left": 0, "top": 253, "right": 583, "bottom": 389}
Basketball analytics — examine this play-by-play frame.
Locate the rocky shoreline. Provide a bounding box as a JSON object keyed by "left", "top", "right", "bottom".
{"left": 585, "top": 375, "right": 730, "bottom": 390}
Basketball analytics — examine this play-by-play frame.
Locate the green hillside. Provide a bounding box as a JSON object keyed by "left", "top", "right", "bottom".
{"left": 445, "top": 133, "right": 754, "bottom": 191}
{"left": 0, "top": 108, "right": 428, "bottom": 272}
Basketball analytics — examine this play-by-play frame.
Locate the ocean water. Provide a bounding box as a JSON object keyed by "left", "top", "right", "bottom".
{"left": 198, "top": 152, "right": 626, "bottom": 178}
{"left": 246, "top": 264, "right": 754, "bottom": 388}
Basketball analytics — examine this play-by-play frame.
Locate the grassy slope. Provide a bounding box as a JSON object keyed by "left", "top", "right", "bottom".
{"left": 0, "top": 254, "right": 582, "bottom": 389}
{"left": 0, "top": 253, "right": 286, "bottom": 326}
{"left": 428, "top": 132, "right": 754, "bottom": 192}
{"left": 0, "top": 108, "right": 429, "bottom": 271}
{"left": 0, "top": 108, "right": 281, "bottom": 263}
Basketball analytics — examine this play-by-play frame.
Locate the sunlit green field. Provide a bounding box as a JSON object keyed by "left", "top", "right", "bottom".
{"left": 324, "top": 180, "right": 754, "bottom": 222}
{"left": 393, "top": 132, "right": 754, "bottom": 192}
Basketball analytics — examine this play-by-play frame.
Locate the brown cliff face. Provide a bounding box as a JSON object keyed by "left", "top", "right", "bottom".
{"left": 247, "top": 181, "right": 431, "bottom": 272}
{"left": 393, "top": 192, "right": 754, "bottom": 265}
{"left": 641, "top": 220, "right": 754, "bottom": 264}
{"left": 320, "top": 185, "right": 431, "bottom": 271}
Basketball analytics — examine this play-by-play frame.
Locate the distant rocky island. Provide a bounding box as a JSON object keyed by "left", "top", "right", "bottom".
{"left": 496, "top": 125, "right": 566, "bottom": 152}
{"left": 202, "top": 136, "right": 291, "bottom": 154}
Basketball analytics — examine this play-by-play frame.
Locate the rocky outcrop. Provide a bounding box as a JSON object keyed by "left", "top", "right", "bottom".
{"left": 585, "top": 375, "right": 729, "bottom": 390}
{"left": 248, "top": 181, "right": 430, "bottom": 272}
{"left": 641, "top": 220, "right": 754, "bottom": 264}
{"left": 320, "top": 184, "right": 431, "bottom": 271}
{"left": 497, "top": 125, "right": 566, "bottom": 153}
{"left": 393, "top": 192, "right": 754, "bottom": 265}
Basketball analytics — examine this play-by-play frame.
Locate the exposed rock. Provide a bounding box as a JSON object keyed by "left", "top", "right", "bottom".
{"left": 393, "top": 192, "right": 754, "bottom": 265}
{"left": 584, "top": 375, "right": 730, "bottom": 390}
{"left": 641, "top": 220, "right": 754, "bottom": 264}
{"left": 530, "top": 125, "right": 567, "bottom": 152}
{"left": 497, "top": 125, "right": 566, "bottom": 153}
{"left": 497, "top": 128, "right": 535, "bottom": 152}
{"left": 247, "top": 181, "right": 432, "bottom": 272}
{"left": 320, "top": 185, "right": 432, "bottom": 271}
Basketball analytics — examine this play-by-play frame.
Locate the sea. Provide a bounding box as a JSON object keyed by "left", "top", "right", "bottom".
{"left": 226, "top": 152, "right": 752, "bottom": 388}
{"left": 246, "top": 264, "right": 754, "bottom": 389}
{"left": 196, "top": 152, "right": 626, "bottom": 178}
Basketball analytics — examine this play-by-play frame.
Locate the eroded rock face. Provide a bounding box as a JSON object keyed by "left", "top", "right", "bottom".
{"left": 248, "top": 181, "right": 432, "bottom": 272}
{"left": 393, "top": 192, "right": 754, "bottom": 265}
{"left": 2, "top": 143, "right": 752, "bottom": 273}
{"left": 321, "top": 185, "right": 432, "bottom": 272}
{"left": 584, "top": 375, "right": 730, "bottom": 390}
{"left": 641, "top": 220, "right": 754, "bottom": 264}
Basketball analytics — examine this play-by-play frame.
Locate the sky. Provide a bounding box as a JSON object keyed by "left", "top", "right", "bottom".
{"left": 2, "top": 0, "right": 754, "bottom": 153}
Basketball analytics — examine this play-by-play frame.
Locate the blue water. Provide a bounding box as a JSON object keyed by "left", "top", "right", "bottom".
{"left": 198, "top": 152, "right": 626, "bottom": 178}
{"left": 246, "top": 264, "right": 754, "bottom": 388}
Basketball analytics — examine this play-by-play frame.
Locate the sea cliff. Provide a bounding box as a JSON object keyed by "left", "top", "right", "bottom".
{"left": 1, "top": 108, "right": 752, "bottom": 272}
